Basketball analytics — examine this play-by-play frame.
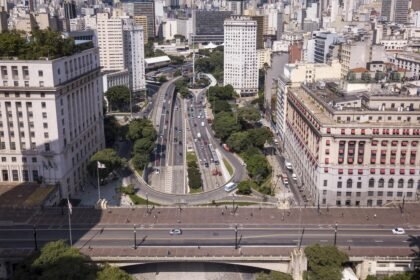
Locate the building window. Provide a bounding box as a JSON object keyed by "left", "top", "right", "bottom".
{"left": 397, "top": 192, "right": 403, "bottom": 197}
{"left": 346, "top": 179, "right": 352, "bottom": 188}
{"left": 378, "top": 178, "right": 384, "bottom": 188}
{"left": 398, "top": 179, "right": 404, "bottom": 188}
{"left": 2, "top": 170, "right": 8, "bottom": 181}
{"left": 12, "top": 170, "right": 18, "bottom": 181}
{"left": 323, "top": 180, "right": 327, "bottom": 186}
{"left": 368, "top": 191, "right": 374, "bottom": 196}
{"left": 408, "top": 179, "right": 414, "bottom": 188}
{"left": 32, "top": 157, "right": 37, "bottom": 163}
{"left": 38, "top": 70, "right": 43, "bottom": 77}
{"left": 388, "top": 179, "right": 394, "bottom": 188}
{"left": 387, "top": 191, "right": 393, "bottom": 197}
{"left": 43, "top": 123, "right": 48, "bottom": 129}
{"left": 337, "top": 181, "right": 342, "bottom": 188}
{"left": 22, "top": 170, "right": 29, "bottom": 181}
{"left": 32, "top": 170, "right": 39, "bottom": 182}
{"left": 337, "top": 192, "right": 342, "bottom": 196}
{"left": 378, "top": 191, "right": 383, "bottom": 196}
{"left": 357, "top": 182, "right": 362, "bottom": 189}
{"left": 45, "top": 143, "right": 50, "bottom": 151}
{"left": 41, "top": 102, "right": 46, "bottom": 108}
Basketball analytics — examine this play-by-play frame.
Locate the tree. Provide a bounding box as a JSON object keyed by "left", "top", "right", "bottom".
{"left": 361, "top": 72, "right": 371, "bottom": 82}
{"left": 13, "top": 240, "right": 97, "bottom": 280}
{"left": 174, "top": 69, "right": 182, "bottom": 77}
{"left": 244, "top": 153, "right": 271, "bottom": 183}
{"left": 248, "top": 128, "right": 273, "bottom": 148}
{"left": 105, "top": 86, "right": 131, "bottom": 112}
{"left": 104, "top": 116, "right": 122, "bottom": 147}
{"left": 256, "top": 271, "right": 293, "bottom": 280}
{"left": 126, "top": 119, "right": 155, "bottom": 142}
{"left": 88, "top": 149, "right": 124, "bottom": 179}
{"left": 13, "top": 240, "right": 132, "bottom": 280}
{"left": 179, "top": 87, "right": 190, "bottom": 98}
{"left": 226, "top": 131, "right": 251, "bottom": 152}
{"left": 238, "top": 106, "right": 261, "bottom": 124}
{"left": 133, "top": 138, "right": 154, "bottom": 154}
{"left": 132, "top": 153, "right": 150, "bottom": 170}
{"left": 158, "top": 75, "right": 167, "bottom": 83}
{"left": 304, "top": 244, "right": 349, "bottom": 280}
{"left": 213, "top": 100, "right": 232, "bottom": 114}
{"left": 374, "top": 71, "right": 385, "bottom": 82}
{"left": 212, "top": 112, "right": 241, "bottom": 140}
{"left": 97, "top": 264, "right": 132, "bottom": 280}
{"left": 237, "top": 180, "right": 257, "bottom": 195}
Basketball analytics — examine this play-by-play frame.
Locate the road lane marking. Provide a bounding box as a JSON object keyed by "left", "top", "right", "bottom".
{"left": 347, "top": 240, "right": 353, "bottom": 242}
{"left": 374, "top": 240, "right": 384, "bottom": 243}
{"left": 320, "top": 240, "right": 328, "bottom": 242}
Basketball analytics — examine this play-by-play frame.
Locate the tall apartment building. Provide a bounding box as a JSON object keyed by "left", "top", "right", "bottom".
{"left": 134, "top": 16, "right": 148, "bottom": 43}
{"left": 314, "top": 32, "right": 339, "bottom": 63}
{"left": 0, "top": 47, "right": 105, "bottom": 199}
{"left": 96, "top": 13, "right": 125, "bottom": 71}
{"left": 123, "top": 21, "right": 146, "bottom": 93}
{"left": 284, "top": 84, "right": 420, "bottom": 207}
{"left": 381, "top": 0, "right": 409, "bottom": 24}
{"left": 96, "top": 13, "right": 146, "bottom": 92}
{"left": 121, "top": 0, "right": 155, "bottom": 39}
{"left": 224, "top": 17, "right": 258, "bottom": 97}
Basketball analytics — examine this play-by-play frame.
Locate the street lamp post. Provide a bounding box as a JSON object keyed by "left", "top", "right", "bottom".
{"left": 232, "top": 196, "right": 235, "bottom": 213}
{"left": 234, "top": 224, "right": 238, "bottom": 249}
{"left": 334, "top": 223, "right": 338, "bottom": 246}
{"left": 133, "top": 224, "right": 137, "bottom": 249}
{"left": 146, "top": 193, "right": 149, "bottom": 214}
{"left": 33, "top": 225, "right": 38, "bottom": 251}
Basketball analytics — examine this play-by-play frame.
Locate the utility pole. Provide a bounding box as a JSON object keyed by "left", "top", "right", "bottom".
{"left": 146, "top": 193, "right": 149, "bottom": 214}
{"left": 33, "top": 225, "right": 38, "bottom": 251}
{"left": 234, "top": 224, "right": 238, "bottom": 249}
{"left": 133, "top": 224, "right": 137, "bottom": 249}
{"left": 298, "top": 227, "right": 305, "bottom": 250}
{"left": 334, "top": 223, "right": 338, "bottom": 246}
{"left": 232, "top": 196, "right": 235, "bottom": 213}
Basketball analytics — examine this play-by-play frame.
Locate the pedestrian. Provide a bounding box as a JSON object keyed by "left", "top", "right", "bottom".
{"left": 250, "top": 212, "right": 253, "bottom": 217}
{"left": 348, "top": 245, "right": 351, "bottom": 251}
{"left": 374, "top": 213, "right": 377, "bottom": 219}
{"left": 222, "top": 210, "right": 224, "bottom": 215}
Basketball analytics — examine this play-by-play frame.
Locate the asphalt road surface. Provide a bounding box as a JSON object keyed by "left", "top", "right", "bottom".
{"left": 1, "top": 224, "right": 418, "bottom": 250}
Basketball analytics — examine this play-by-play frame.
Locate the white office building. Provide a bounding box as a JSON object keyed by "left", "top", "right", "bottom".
{"left": 123, "top": 21, "right": 146, "bottom": 92}
{"left": 0, "top": 47, "right": 105, "bottom": 199}
{"left": 224, "top": 16, "right": 258, "bottom": 97}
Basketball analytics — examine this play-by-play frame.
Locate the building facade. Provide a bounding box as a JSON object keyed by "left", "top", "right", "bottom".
{"left": 0, "top": 47, "right": 105, "bottom": 199}
{"left": 121, "top": 0, "right": 155, "bottom": 38}
{"left": 96, "top": 13, "right": 124, "bottom": 71}
{"left": 284, "top": 84, "right": 420, "bottom": 207}
{"left": 224, "top": 17, "right": 258, "bottom": 97}
{"left": 193, "top": 10, "right": 232, "bottom": 43}
{"left": 123, "top": 21, "right": 146, "bottom": 92}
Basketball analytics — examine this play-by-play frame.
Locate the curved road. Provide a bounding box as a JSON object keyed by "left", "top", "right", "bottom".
{"left": 125, "top": 76, "right": 274, "bottom": 205}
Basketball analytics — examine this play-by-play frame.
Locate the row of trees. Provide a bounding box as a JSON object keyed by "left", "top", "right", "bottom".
{"left": 13, "top": 240, "right": 132, "bottom": 280}
{"left": 347, "top": 71, "right": 402, "bottom": 83}
{"left": 0, "top": 29, "right": 93, "bottom": 60}
{"left": 187, "top": 153, "right": 203, "bottom": 191}
{"left": 127, "top": 119, "right": 157, "bottom": 171}
{"left": 208, "top": 85, "right": 273, "bottom": 195}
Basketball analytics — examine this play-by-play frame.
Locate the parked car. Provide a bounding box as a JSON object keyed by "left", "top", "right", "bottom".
{"left": 392, "top": 228, "right": 405, "bottom": 235}
{"left": 285, "top": 161, "right": 293, "bottom": 170}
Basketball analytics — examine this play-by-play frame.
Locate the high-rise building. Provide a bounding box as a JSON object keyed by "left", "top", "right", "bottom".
{"left": 63, "top": 0, "right": 77, "bottom": 19}
{"left": 314, "top": 31, "right": 339, "bottom": 63}
{"left": 381, "top": 0, "right": 409, "bottom": 23}
{"left": 134, "top": 16, "right": 148, "bottom": 43}
{"left": 121, "top": 0, "right": 155, "bottom": 39}
{"left": 192, "top": 10, "right": 232, "bottom": 43}
{"left": 0, "top": 47, "right": 105, "bottom": 199}
{"left": 0, "top": 7, "right": 7, "bottom": 32}
{"left": 224, "top": 16, "right": 258, "bottom": 97}
{"left": 123, "top": 21, "right": 146, "bottom": 93}
{"left": 96, "top": 13, "right": 125, "bottom": 71}
{"left": 251, "top": 16, "right": 264, "bottom": 50}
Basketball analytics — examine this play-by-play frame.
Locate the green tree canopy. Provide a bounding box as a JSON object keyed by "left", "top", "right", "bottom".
{"left": 105, "top": 86, "right": 131, "bottom": 112}
{"left": 133, "top": 138, "right": 154, "bottom": 154}
{"left": 238, "top": 106, "right": 261, "bottom": 123}
{"left": 13, "top": 241, "right": 132, "bottom": 280}
{"left": 243, "top": 153, "right": 271, "bottom": 183}
{"left": 248, "top": 127, "right": 273, "bottom": 148}
{"left": 132, "top": 153, "right": 150, "bottom": 170}
{"left": 226, "top": 131, "right": 251, "bottom": 152}
{"left": 212, "top": 112, "right": 241, "bottom": 140}
{"left": 88, "top": 149, "right": 124, "bottom": 179}
{"left": 213, "top": 100, "right": 232, "bottom": 114}
{"left": 0, "top": 29, "right": 93, "bottom": 60}
{"left": 304, "top": 244, "right": 349, "bottom": 280}
{"left": 126, "top": 119, "right": 155, "bottom": 142}
{"left": 256, "top": 271, "right": 293, "bottom": 280}
{"left": 208, "top": 85, "right": 235, "bottom": 101}
{"left": 104, "top": 116, "right": 123, "bottom": 147}
{"left": 237, "top": 180, "right": 257, "bottom": 195}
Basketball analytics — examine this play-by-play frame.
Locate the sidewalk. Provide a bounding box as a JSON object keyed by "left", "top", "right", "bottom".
{"left": 26, "top": 203, "right": 420, "bottom": 227}
{"left": 266, "top": 154, "right": 292, "bottom": 208}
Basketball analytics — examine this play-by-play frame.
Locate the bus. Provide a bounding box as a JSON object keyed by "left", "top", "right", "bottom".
{"left": 224, "top": 182, "right": 237, "bottom": 192}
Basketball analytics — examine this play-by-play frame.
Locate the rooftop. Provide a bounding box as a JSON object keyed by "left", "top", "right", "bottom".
{"left": 0, "top": 30, "right": 94, "bottom": 61}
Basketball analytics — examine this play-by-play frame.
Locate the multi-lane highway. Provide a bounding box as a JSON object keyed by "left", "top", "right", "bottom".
{"left": 1, "top": 223, "right": 418, "bottom": 250}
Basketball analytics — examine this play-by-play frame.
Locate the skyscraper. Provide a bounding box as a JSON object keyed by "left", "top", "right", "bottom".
{"left": 123, "top": 20, "right": 146, "bottom": 93}
{"left": 381, "top": 0, "right": 409, "bottom": 23}
{"left": 121, "top": 0, "right": 155, "bottom": 39}
{"left": 224, "top": 17, "right": 258, "bottom": 97}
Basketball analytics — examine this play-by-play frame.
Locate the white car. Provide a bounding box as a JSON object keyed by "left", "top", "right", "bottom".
{"left": 292, "top": 173, "right": 297, "bottom": 181}
{"left": 392, "top": 228, "right": 405, "bottom": 235}
{"left": 169, "top": 228, "right": 182, "bottom": 235}
{"left": 285, "top": 161, "right": 293, "bottom": 170}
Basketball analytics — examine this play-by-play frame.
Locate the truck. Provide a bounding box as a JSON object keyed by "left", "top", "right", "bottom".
{"left": 201, "top": 121, "right": 205, "bottom": 127}
{"left": 197, "top": 132, "right": 201, "bottom": 138}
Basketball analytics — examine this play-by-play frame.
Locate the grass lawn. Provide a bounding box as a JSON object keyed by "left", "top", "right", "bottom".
{"left": 199, "top": 201, "right": 261, "bottom": 207}
{"left": 129, "top": 194, "right": 160, "bottom": 206}
{"left": 186, "top": 151, "right": 197, "bottom": 163}
{"left": 223, "top": 158, "right": 233, "bottom": 176}
{"left": 189, "top": 188, "right": 203, "bottom": 194}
